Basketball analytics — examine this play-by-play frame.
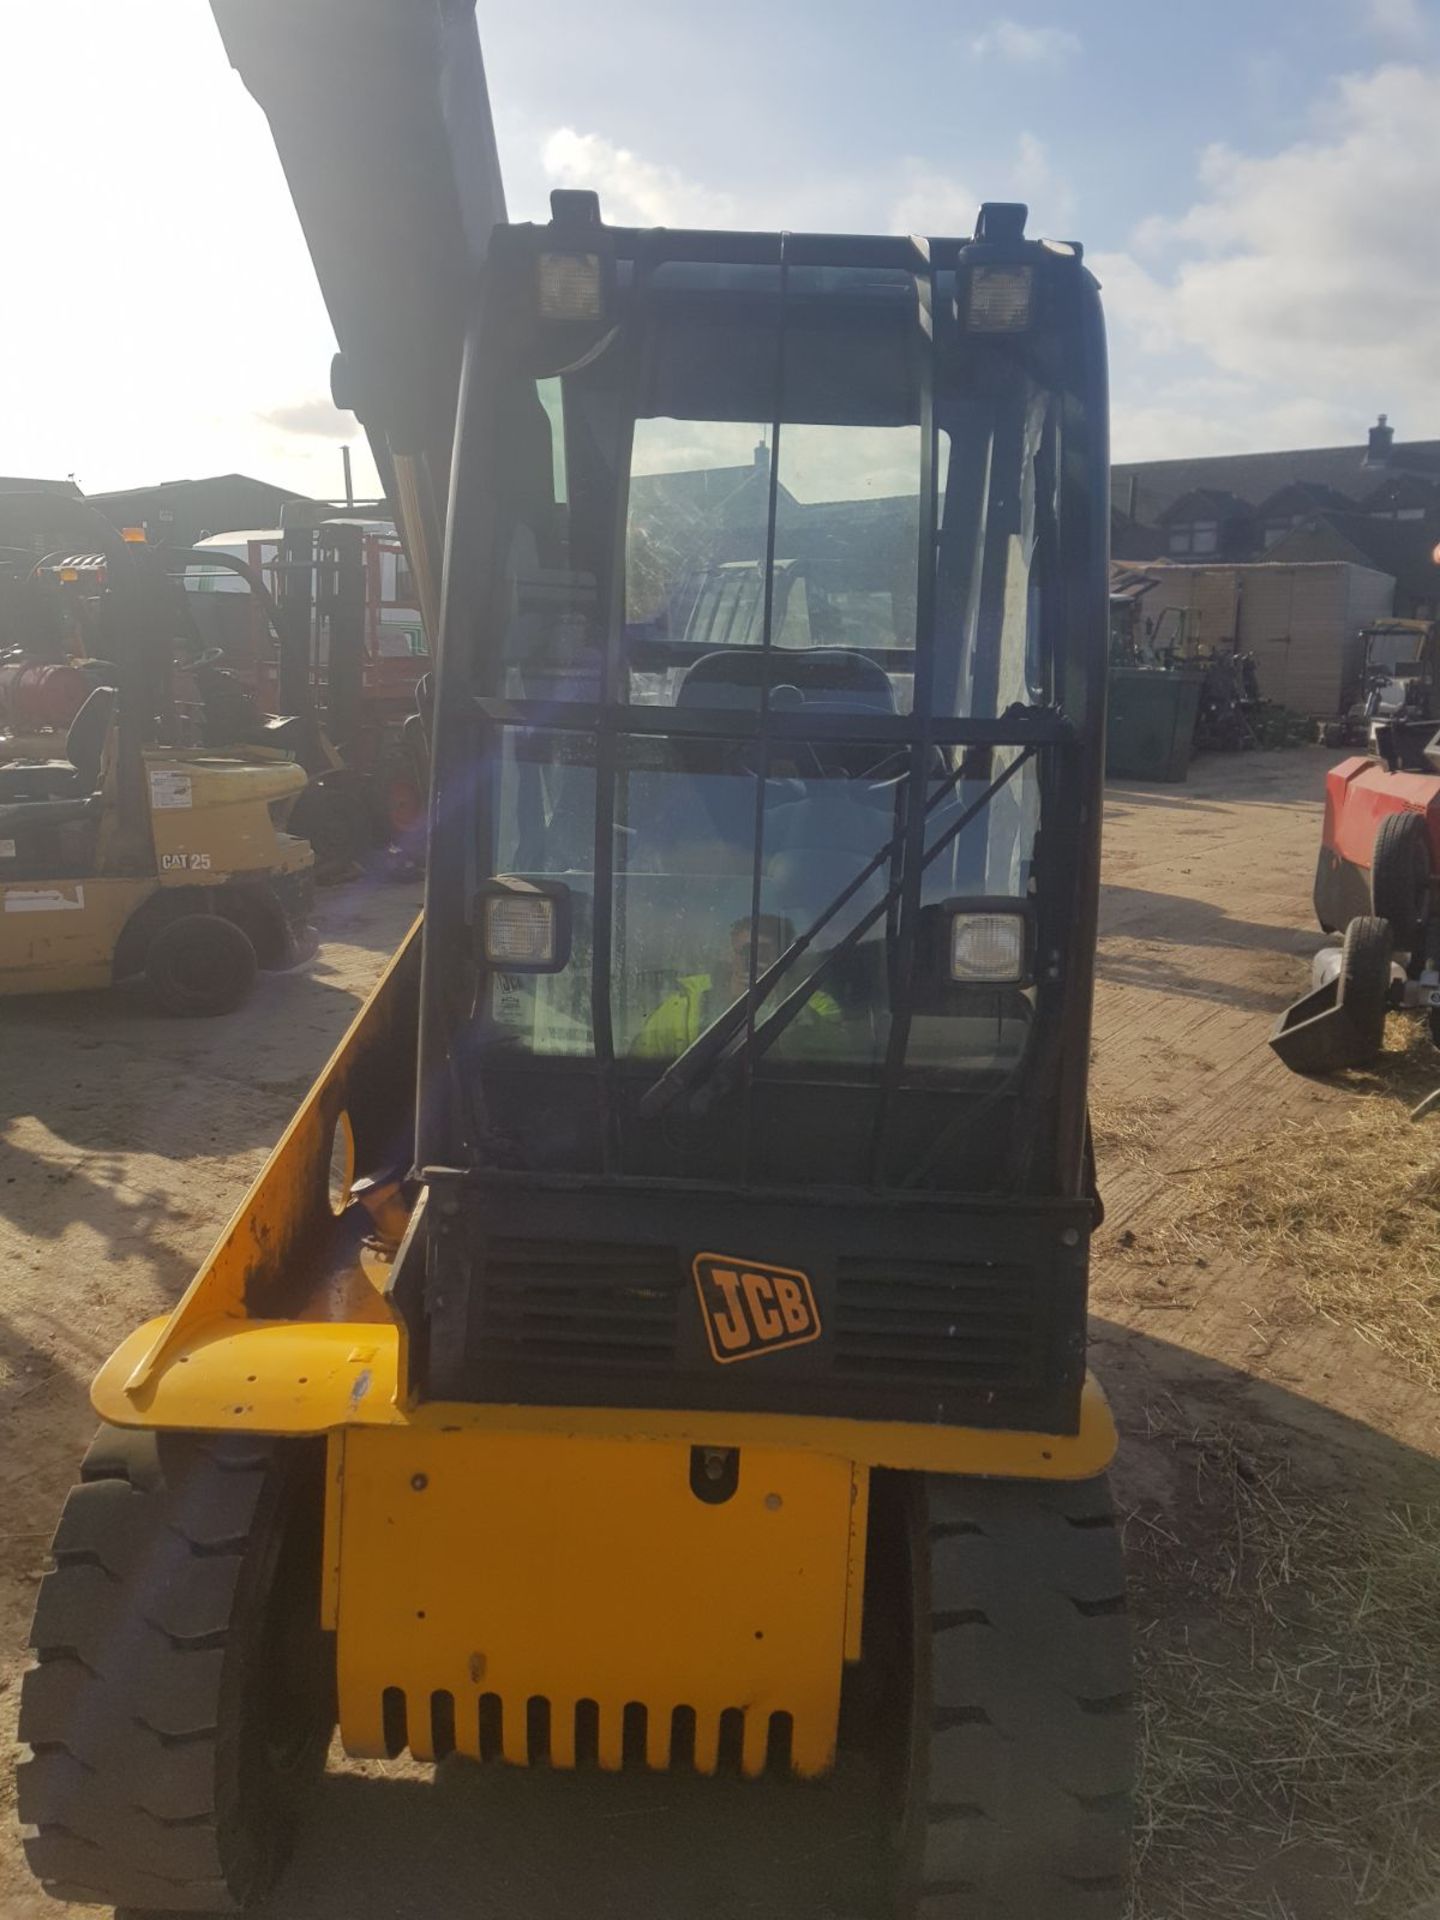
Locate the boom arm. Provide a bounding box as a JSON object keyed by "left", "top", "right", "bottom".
{"left": 208, "top": 0, "right": 505, "bottom": 640}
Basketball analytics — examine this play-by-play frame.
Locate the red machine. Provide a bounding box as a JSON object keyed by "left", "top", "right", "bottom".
{"left": 0, "top": 552, "right": 125, "bottom": 752}
{"left": 1314, "top": 751, "right": 1440, "bottom": 933}
{"left": 0, "top": 659, "right": 93, "bottom": 734}
{"left": 1275, "top": 735, "right": 1440, "bottom": 1071}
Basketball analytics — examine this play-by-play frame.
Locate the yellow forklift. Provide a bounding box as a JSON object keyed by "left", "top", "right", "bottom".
{"left": 0, "top": 499, "right": 315, "bottom": 1012}
{"left": 17, "top": 5, "right": 1130, "bottom": 1914}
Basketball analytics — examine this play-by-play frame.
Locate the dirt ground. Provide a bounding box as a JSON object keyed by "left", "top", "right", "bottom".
{"left": 2, "top": 749, "right": 1438, "bottom": 1920}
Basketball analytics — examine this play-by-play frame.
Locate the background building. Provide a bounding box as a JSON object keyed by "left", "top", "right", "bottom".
{"left": 1111, "top": 416, "right": 1440, "bottom": 619}
{"left": 84, "top": 473, "right": 313, "bottom": 548}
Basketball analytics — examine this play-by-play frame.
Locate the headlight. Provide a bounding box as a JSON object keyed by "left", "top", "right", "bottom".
{"left": 536, "top": 251, "right": 604, "bottom": 321}
{"left": 966, "top": 265, "right": 1033, "bottom": 332}
{"left": 477, "top": 879, "right": 572, "bottom": 972}
{"left": 950, "top": 910, "right": 1027, "bottom": 983}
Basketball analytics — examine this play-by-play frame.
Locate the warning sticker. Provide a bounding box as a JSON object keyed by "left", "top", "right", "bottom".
{"left": 491, "top": 972, "right": 533, "bottom": 1032}
{"left": 149, "top": 769, "right": 193, "bottom": 810}
{"left": 0, "top": 839, "right": 15, "bottom": 859}
{"left": 4, "top": 885, "right": 85, "bottom": 913}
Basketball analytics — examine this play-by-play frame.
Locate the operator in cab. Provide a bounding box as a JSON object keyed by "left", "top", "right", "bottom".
{"left": 632, "top": 912, "right": 843, "bottom": 1058}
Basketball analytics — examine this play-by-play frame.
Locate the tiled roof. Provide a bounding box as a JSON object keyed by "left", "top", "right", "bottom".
{"left": 1254, "top": 480, "right": 1359, "bottom": 517}
{"left": 1265, "top": 510, "right": 1440, "bottom": 599}
{"left": 0, "top": 476, "right": 83, "bottom": 497}
{"left": 1113, "top": 439, "right": 1440, "bottom": 527}
{"left": 1156, "top": 486, "right": 1254, "bottom": 525}
{"left": 87, "top": 473, "right": 307, "bottom": 505}
{"left": 1110, "top": 506, "right": 1166, "bottom": 560}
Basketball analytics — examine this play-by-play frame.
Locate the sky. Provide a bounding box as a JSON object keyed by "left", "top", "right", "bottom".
{"left": 2, "top": 0, "right": 1438, "bottom": 499}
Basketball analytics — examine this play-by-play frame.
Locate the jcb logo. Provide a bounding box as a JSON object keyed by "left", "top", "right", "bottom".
{"left": 692, "top": 1253, "right": 821, "bottom": 1364}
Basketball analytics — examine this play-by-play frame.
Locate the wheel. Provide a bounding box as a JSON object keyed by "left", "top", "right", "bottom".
{"left": 19, "top": 1427, "right": 331, "bottom": 1912}
{"left": 868, "top": 1471, "right": 1134, "bottom": 1919}
{"left": 215, "top": 889, "right": 289, "bottom": 971}
{"left": 1338, "top": 913, "right": 1393, "bottom": 1061}
{"left": 1370, "top": 809, "right": 1431, "bottom": 952}
{"left": 145, "top": 912, "right": 258, "bottom": 1016}
{"left": 290, "top": 779, "right": 373, "bottom": 883}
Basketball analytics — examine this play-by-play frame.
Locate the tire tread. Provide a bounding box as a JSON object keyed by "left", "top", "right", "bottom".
{"left": 19, "top": 1426, "right": 321, "bottom": 1914}
{"left": 915, "top": 1474, "right": 1135, "bottom": 1920}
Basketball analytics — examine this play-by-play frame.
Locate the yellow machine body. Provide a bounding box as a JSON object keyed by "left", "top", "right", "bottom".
{"left": 329, "top": 1428, "right": 862, "bottom": 1776}
{"left": 142, "top": 749, "right": 311, "bottom": 883}
{"left": 0, "top": 875, "right": 149, "bottom": 992}
{"left": 87, "top": 926, "right": 1117, "bottom": 1778}
{"left": 0, "top": 739, "right": 308, "bottom": 995}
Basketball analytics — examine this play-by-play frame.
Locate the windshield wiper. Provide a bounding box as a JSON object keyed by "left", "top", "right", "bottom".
{"left": 637, "top": 736, "right": 1041, "bottom": 1120}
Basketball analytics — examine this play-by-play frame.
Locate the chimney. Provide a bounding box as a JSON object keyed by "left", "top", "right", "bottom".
{"left": 753, "top": 441, "right": 771, "bottom": 475}
{"left": 1364, "top": 413, "right": 1395, "bottom": 469}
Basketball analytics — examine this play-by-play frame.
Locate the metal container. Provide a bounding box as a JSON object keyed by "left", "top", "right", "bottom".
{"left": 1105, "top": 667, "right": 1202, "bottom": 782}
{"left": 0, "top": 660, "right": 91, "bottom": 733}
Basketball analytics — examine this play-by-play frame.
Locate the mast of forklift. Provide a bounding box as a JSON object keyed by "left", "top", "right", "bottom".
{"left": 208, "top": 0, "right": 503, "bottom": 649}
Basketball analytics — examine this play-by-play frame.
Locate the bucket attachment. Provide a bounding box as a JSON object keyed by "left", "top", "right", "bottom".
{"left": 1271, "top": 913, "right": 1393, "bottom": 1074}
{"left": 1269, "top": 979, "right": 1366, "bottom": 1072}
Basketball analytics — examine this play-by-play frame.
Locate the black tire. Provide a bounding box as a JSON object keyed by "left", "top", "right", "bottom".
{"left": 1370, "top": 809, "right": 1431, "bottom": 952}
{"left": 1338, "top": 913, "right": 1393, "bottom": 1061}
{"left": 874, "top": 1472, "right": 1134, "bottom": 1920}
{"left": 290, "top": 780, "right": 372, "bottom": 884}
{"left": 19, "top": 1427, "right": 332, "bottom": 1913}
{"left": 216, "top": 887, "right": 290, "bottom": 972}
{"left": 145, "top": 912, "right": 257, "bottom": 1017}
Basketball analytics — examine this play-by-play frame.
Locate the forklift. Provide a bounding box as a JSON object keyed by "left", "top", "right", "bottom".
{"left": 0, "top": 515, "right": 365, "bottom": 876}
{"left": 0, "top": 497, "right": 314, "bottom": 1013}
{"left": 188, "top": 505, "right": 429, "bottom": 872}
{"left": 17, "top": 5, "right": 1130, "bottom": 1916}
{"left": 168, "top": 539, "right": 389, "bottom": 877}
{"left": 1325, "top": 617, "right": 1439, "bottom": 751}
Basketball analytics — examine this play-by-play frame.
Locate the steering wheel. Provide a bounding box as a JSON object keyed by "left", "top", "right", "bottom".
{"left": 854, "top": 743, "right": 954, "bottom": 786}
{"left": 724, "top": 692, "right": 827, "bottom": 781}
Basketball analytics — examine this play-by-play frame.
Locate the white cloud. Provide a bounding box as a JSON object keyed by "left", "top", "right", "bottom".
{"left": 890, "top": 133, "right": 1074, "bottom": 238}
{"left": 542, "top": 128, "right": 739, "bottom": 229}
{"left": 969, "top": 20, "right": 1082, "bottom": 63}
{"left": 1010, "top": 131, "right": 1078, "bottom": 231}
{"left": 543, "top": 125, "right": 1077, "bottom": 246}
{"left": 890, "top": 166, "right": 981, "bottom": 239}
{"left": 1101, "top": 62, "right": 1440, "bottom": 460}
{"left": 1368, "top": 0, "right": 1429, "bottom": 45}
{"left": 260, "top": 398, "right": 356, "bottom": 442}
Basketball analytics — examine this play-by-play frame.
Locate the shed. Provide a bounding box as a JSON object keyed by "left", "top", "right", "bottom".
{"left": 1110, "top": 560, "right": 1395, "bottom": 716}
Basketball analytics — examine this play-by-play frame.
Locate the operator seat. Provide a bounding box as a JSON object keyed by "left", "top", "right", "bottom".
{"left": 0, "top": 685, "right": 116, "bottom": 803}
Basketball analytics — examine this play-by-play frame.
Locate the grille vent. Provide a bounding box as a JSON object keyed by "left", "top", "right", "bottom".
{"left": 478, "top": 1237, "right": 680, "bottom": 1371}
{"left": 381, "top": 1685, "right": 795, "bottom": 1775}
{"left": 834, "top": 1255, "right": 1039, "bottom": 1390}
